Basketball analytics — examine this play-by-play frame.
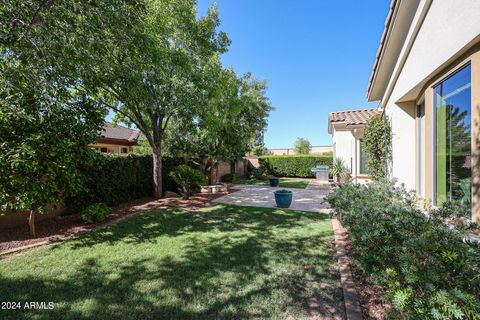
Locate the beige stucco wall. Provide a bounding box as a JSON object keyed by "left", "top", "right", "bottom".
{"left": 269, "top": 145, "right": 332, "bottom": 156}
{"left": 90, "top": 143, "right": 134, "bottom": 154}
{"left": 377, "top": 0, "right": 480, "bottom": 221}
{"left": 331, "top": 126, "right": 368, "bottom": 184}
{"left": 332, "top": 128, "right": 354, "bottom": 173}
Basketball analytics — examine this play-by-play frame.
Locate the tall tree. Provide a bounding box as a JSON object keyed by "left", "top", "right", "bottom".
{"left": 0, "top": 0, "right": 107, "bottom": 235}
{"left": 294, "top": 138, "right": 312, "bottom": 154}
{"left": 166, "top": 64, "right": 272, "bottom": 183}
{"left": 79, "top": 0, "right": 230, "bottom": 198}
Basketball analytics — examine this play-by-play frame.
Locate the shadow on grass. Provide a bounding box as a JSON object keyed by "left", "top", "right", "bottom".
{"left": 0, "top": 205, "right": 343, "bottom": 320}
{"left": 64, "top": 204, "right": 330, "bottom": 249}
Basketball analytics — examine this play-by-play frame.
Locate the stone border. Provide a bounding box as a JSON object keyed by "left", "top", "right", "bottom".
{"left": 331, "top": 217, "right": 364, "bottom": 320}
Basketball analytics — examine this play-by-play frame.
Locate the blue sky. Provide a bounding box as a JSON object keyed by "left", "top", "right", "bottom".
{"left": 196, "top": 0, "right": 390, "bottom": 148}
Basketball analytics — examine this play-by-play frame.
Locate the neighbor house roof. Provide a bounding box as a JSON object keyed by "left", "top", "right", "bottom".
{"left": 97, "top": 122, "right": 142, "bottom": 145}
{"left": 328, "top": 108, "right": 378, "bottom": 134}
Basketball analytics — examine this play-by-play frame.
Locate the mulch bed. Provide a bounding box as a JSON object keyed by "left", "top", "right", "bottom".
{"left": 336, "top": 221, "right": 391, "bottom": 320}
{"left": 0, "top": 189, "right": 237, "bottom": 254}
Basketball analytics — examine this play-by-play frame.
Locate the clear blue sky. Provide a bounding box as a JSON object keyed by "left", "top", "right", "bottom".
{"left": 197, "top": 0, "right": 390, "bottom": 148}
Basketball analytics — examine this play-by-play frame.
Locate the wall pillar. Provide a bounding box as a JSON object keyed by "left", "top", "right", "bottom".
{"left": 424, "top": 88, "right": 433, "bottom": 205}
{"left": 471, "top": 53, "right": 480, "bottom": 223}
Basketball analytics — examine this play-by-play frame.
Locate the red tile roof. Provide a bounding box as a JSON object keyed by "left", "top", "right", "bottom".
{"left": 328, "top": 108, "right": 378, "bottom": 128}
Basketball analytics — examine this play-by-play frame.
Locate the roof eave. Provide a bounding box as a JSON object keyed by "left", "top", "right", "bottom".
{"left": 366, "top": 0, "right": 399, "bottom": 101}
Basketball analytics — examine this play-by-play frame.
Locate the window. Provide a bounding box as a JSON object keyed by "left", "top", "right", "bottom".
{"left": 100, "top": 148, "right": 108, "bottom": 153}
{"left": 121, "top": 147, "right": 128, "bottom": 154}
{"left": 359, "top": 139, "right": 368, "bottom": 175}
{"left": 434, "top": 64, "right": 471, "bottom": 207}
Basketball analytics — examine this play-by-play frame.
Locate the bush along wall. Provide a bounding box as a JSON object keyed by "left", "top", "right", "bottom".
{"left": 258, "top": 155, "right": 333, "bottom": 178}
{"left": 326, "top": 179, "right": 480, "bottom": 319}
{"left": 65, "top": 152, "right": 185, "bottom": 212}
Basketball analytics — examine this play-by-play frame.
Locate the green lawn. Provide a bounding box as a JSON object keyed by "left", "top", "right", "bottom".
{"left": 235, "top": 177, "right": 311, "bottom": 189}
{"left": 0, "top": 204, "right": 342, "bottom": 320}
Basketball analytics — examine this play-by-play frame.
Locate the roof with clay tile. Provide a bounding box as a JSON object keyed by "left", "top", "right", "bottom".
{"left": 99, "top": 122, "right": 141, "bottom": 142}
{"left": 328, "top": 108, "right": 379, "bottom": 133}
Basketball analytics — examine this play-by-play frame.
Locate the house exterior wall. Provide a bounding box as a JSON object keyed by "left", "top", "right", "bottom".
{"left": 310, "top": 146, "right": 334, "bottom": 154}
{"left": 90, "top": 143, "right": 134, "bottom": 155}
{"left": 383, "top": 102, "right": 416, "bottom": 190}
{"left": 268, "top": 145, "right": 333, "bottom": 155}
{"left": 332, "top": 127, "right": 370, "bottom": 184}
{"left": 381, "top": 0, "right": 480, "bottom": 191}
{"left": 332, "top": 129, "right": 355, "bottom": 175}
{"left": 374, "top": 0, "right": 480, "bottom": 222}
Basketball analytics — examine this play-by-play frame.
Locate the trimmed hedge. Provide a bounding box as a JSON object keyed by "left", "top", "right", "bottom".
{"left": 259, "top": 155, "right": 333, "bottom": 178}
{"left": 65, "top": 152, "right": 185, "bottom": 212}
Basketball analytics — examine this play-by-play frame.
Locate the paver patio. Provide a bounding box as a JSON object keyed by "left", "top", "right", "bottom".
{"left": 215, "top": 183, "right": 331, "bottom": 212}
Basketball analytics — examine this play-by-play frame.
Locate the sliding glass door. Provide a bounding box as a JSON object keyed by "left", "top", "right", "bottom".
{"left": 434, "top": 64, "right": 471, "bottom": 208}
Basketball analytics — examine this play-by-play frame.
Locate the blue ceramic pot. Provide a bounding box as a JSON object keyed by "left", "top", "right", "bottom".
{"left": 269, "top": 177, "right": 280, "bottom": 187}
{"left": 274, "top": 190, "right": 292, "bottom": 208}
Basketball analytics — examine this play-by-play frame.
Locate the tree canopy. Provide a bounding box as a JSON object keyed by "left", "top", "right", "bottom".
{"left": 0, "top": 0, "right": 107, "bottom": 235}
{"left": 76, "top": 0, "right": 233, "bottom": 197}
{"left": 294, "top": 138, "right": 312, "bottom": 154}
{"left": 162, "top": 63, "right": 272, "bottom": 182}
{"left": 0, "top": 0, "right": 272, "bottom": 235}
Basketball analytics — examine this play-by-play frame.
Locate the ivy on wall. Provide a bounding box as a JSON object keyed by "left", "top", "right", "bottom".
{"left": 363, "top": 113, "right": 392, "bottom": 180}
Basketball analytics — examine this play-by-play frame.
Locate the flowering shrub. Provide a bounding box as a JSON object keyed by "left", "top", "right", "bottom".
{"left": 326, "top": 180, "right": 480, "bottom": 319}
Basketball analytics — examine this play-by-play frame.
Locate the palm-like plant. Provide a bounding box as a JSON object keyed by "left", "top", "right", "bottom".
{"left": 330, "top": 159, "right": 349, "bottom": 184}
{"left": 169, "top": 165, "right": 207, "bottom": 200}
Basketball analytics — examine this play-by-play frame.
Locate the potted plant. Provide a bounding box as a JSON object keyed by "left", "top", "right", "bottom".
{"left": 274, "top": 189, "right": 293, "bottom": 208}
{"left": 268, "top": 176, "right": 280, "bottom": 187}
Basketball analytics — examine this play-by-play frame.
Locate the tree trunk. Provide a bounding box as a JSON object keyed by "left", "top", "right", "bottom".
{"left": 153, "top": 150, "right": 163, "bottom": 198}
{"left": 29, "top": 204, "right": 39, "bottom": 237}
{"left": 209, "top": 162, "right": 218, "bottom": 185}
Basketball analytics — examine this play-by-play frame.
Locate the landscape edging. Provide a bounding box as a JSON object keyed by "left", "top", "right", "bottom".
{"left": 331, "top": 217, "right": 364, "bottom": 320}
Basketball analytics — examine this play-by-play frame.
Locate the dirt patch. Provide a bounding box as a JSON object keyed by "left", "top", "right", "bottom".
{"left": 0, "top": 189, "right": 238, "bottom": 254}
{"left": 336, "top": 221, "right": 391, "bottom": 320}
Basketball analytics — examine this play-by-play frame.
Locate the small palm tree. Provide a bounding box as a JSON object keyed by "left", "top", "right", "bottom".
{"left": 169, "top": 165, "right": 207, "bottom": 200}
{"left": 330, "top": 159, "right": 349, "bottom": 184}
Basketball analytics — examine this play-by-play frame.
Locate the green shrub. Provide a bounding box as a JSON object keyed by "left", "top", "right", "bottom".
{"left": 363, "top": 114, "right": 392, "bottom": 180}
{"left": 81, "top": 203, "right": 110, "bottom": 224}
{"left": 169, "top": 165, "right": 207, "bottom": 200}
{"left": 326, "top": 180, "right": 480, "bottom": 319}
{"left": 221, "top": 173, "right": 240, "bottom": 183}
{"left": 65, "top": 151, "right": 186, "bottom": 212}
{"left": 249, "top": 167, "right": 265, "bottom": 180}
{"left": 329, "top": 158, "right": 350, "bottom": 184}
{"left": 259, "top": 155, "right": 332, "bottom": 178}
